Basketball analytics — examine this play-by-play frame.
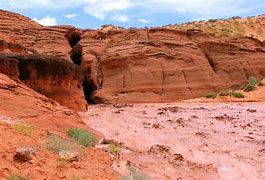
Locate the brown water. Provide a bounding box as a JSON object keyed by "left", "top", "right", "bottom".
{"left": 81, "top": 103, "right": 265, "bottom": 180}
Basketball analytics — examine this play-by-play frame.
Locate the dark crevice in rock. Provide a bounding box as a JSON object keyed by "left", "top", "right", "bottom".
{"left": 205, "top": 53, "right": 216, "bottom": 73}
{"left": 200, "top": 50, "right": 217, "bottom": 74}
{"left": 17, "top": 58, "right": 30, "bottom": 80}
{"left": 82, "top": 78, "right": 95, "bottom": 104}
{"left": 65, "top": 28, "right": 97, "bottom": 105}
{"left": 70, "top": 44, "right": 82, "bottom": 66}
{"left": 65, "top": 28, "right": 82, "bottom": 48}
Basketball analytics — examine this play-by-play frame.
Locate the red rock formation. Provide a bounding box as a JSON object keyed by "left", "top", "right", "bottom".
{"left": 0, "top": 10, "right": 73, "bottom": 61}
{"left": 1, "top": 10, "right": 265, "bottom": 105}
{"left": 80, "top": 28, "right": 265, "bottom": 103}
{"left": 0, "top": 53, "right": 87, "bottom": 111}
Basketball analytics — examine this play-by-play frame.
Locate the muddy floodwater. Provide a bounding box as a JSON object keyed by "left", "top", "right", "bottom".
{"left": 81, "top": 103, "right": 265, "bottom": 180}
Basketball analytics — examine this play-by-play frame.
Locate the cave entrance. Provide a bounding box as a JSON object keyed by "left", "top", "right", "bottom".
{"left": 82, "top": 79, "right": 95, "bottom": 104}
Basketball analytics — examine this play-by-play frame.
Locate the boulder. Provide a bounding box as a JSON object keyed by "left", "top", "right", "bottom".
{"left": 14, "top": 147, "right": 35, "bottom": 162}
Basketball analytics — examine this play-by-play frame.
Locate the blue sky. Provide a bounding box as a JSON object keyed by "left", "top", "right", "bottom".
{"left": 0, "top": 0, "right": 265, "bottom": 29}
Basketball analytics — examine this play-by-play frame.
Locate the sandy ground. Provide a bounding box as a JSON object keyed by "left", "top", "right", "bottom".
{"left": 82, "top": 103, "right": 265, "bottom": 180}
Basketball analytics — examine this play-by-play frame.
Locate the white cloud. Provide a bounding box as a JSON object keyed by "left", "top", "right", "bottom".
{"left": 0, "top": 0, "right": 263, "bottom": 23}
{"left": 65, "top": 14, "right": 77, "bottom": 19}
{"left": 84, "top": 0, "right": 132, "bottom": 20}
{"left": 112, "top": 14, "right": 130, "bottom": 22}
{"left": 32, "top": 16, "right": 57, "bottom": 26}
{"left": 138, "top": 18, "right": 150, "bottom": 24}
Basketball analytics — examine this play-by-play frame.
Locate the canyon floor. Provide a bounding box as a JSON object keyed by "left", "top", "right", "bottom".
{"left": 82, "top": 102, "right": 265, "bottom": 180}
{"left": 1, "top": 72, "right": 264, "bottom": 179}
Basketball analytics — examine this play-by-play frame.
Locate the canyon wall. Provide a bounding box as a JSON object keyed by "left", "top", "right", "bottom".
{"left": 80, "top": 29, "right": 265, "bottom": 103}
{"left": 0, "top": 10, "right": 265, "bottom": 107}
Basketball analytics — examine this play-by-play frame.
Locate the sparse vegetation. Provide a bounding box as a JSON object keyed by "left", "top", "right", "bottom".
{"left": 67, "top": 128, "right": 96, "bottom": 147}
{"left": 240, "top": 77, "right": 264, "bottom": 92}
{"left": 232, "top": 92, "right": 245, "bottom": 98}
{"left": 108, "top": 144, "right": 121, "bottom": 154}
{"left": 45, "top": 134, "right": 79, "bottom": 153}
{"left": 240, "top": 77, "right": 261, "bottom": 92}
{"left": 14, "top": 124, "right": 33, "bottom": 136}
{"left": 243, "top": 83, "right": 256, "bottom": 92}
{"left": 247, "top": 77, "right": 259, "bottom": 85}
{"left": 6, "top": 175, "right": 27, "bottom": 180}
{"left": 205, "top": 92, "right": 217, "bottom": 99}
{"left": 219, "top": 89, "right": 231, "bottom": 97}
{"left": 169, "top": 15, "right": 265, "bottom": 39}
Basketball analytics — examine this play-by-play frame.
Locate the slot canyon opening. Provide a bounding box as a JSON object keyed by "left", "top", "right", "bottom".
{"left": 66, "top": 29, "right": 82, "bottom": 48}
{"left": 82, "top": 79, "right": 95, "bottom": 104}
{"left": 70, "top": 44, "right": 82, "bottom": 66}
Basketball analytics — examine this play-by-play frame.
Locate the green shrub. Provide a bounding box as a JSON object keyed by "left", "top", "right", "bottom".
{"left": 243, "top": 84, "right": 256, "bottom": 92}
{"left": 219, "top": 89, "right": 231, "bottom": 96}
{"left": 6, "top": 175, "right": 27, "bottom": 180}
{"left": 247, "top": 77, "right": 259, "bottom": 85}
{"left": 14, "top": 124, "right": 33, "bottom": 136}
{"left": 205, "top": 92, "right": 217, "bottom": 99}
{"left": 67, "top": 128, "right": 96, "bottom": 147}
{"left": 232, "top": 92, "right": 245, "bottom": 98}
{"left": 45, "top": 135, "right": 79, "bottom": 153}
{"left": 108, "top": 144, "right": 121, "bottom": 154}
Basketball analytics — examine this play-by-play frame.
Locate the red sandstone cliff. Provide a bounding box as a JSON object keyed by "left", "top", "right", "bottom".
{"left": 79, "top": 28, "right": 265, "bottom": 103}
{"left": 0, "top": 10, "right": 265, "bottom": 108}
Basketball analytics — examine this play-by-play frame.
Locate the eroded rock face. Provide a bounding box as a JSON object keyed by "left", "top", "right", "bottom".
{"left": 0, "top": 10, "right": 73, "bottom": 61}
{"left": 80, "top": 28, "right": 265, "bottom": 103}
{"left": 0, "top": 53, "right": 87, "bottom": 111}
{"left": 1, "top": 10, "right": 265, "bottom": 105}
{"left": 0, "top": 12, "right": 87, "bottom": 111}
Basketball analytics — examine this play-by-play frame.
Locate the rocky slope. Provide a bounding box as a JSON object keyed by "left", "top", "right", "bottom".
{"left": 165, "top": 15, "right": 265, "bottom": 41}
{"left": 0, "top": 73, "right": 119, "bottom": 179}
{"left": 0, "top": 10, "right": 265, "bottom": 107}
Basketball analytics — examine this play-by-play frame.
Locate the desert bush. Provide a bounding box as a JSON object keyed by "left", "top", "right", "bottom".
{"left": 219, "top": 89, "right": 231, "bottom": 96}
{"left": 108, "top": 144, "right": 121, "bottom": 154}
{"left": 6, "top": 175, "right": 27, "bottom": 180}
{"left": 247, "top": 77, "right": 259, "bottom": 85}
{"left": 205, "top": 92, "right": 217, "bottom": 99}
{"left": 67, "top": 128, "right": 96, "bottom": 147}
{"left": 243, "top": 84, "right": 256, "bottom": 92}
{"left": 232, "top": 92, "right": 245, "bottom": 98}
{"left": 14, "top": 124, "right": 33, "bottom": 136}
{"left": 240, "top": 77, "right": 264, "bottom": 91}
{"left": 45, "top": 135, "right": 79, "bottom": 153}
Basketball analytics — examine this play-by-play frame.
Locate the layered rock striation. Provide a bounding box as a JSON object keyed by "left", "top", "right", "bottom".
{"left": 0, "top": 53, "right": 87, "bottom": 111}
{"left": 1, "top": 10, "right": 265, "bottom": 106}
{"left": 80, "top": 28, "right": 265, "bottom": 103}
